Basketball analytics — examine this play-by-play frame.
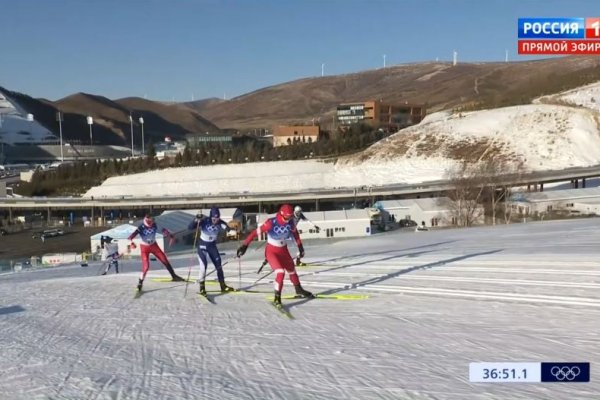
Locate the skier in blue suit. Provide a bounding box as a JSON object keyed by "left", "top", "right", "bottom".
{"left": 188, "top": 207, "right": 236, "bottom": 296}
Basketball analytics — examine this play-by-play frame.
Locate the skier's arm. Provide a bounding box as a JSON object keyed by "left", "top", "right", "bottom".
{"left": 161, "top": 227, "right": 175, "bottom": 246}
{"left": 238, "top": 219, "right": 273, "bottom": 256}
{"left": 128, "top": 227, "right": 140, "bottom": 241}
{"left": 291, "top": 224, "right": 304, "bottom": 257}
{"left": 243, "top": 219, "right": 272, "bottom": 246}
{"left": 300, "top": 213, "right": 320, "bottom": 231}
{"left": 188, "top": 216, "right": 203, "bottom": 230}
{"left": 128, "top": 227, "right": 140, "bottom": 248}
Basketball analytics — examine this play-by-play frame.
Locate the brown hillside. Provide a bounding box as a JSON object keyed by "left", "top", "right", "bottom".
{"left": 184, "top": 56, "right": 600, "bottom": 130}
{"left": 116, "top": 97, "right": 220, "bottom": 139}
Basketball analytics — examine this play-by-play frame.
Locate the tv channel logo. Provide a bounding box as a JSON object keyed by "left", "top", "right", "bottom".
{"left": 519, "top": 18, "right": 584, "bottom": 39}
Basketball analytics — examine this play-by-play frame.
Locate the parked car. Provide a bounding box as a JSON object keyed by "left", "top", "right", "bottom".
{"left": 398, "top": 219, "right": 418, "bottom": 228}
{"left": 32, "top": 228, "right": 64, "bottom": 239}
{"left": 0, "top": 228, "right": 7, "bottom": 236}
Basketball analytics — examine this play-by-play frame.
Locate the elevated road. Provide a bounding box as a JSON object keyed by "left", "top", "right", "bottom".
{"left": 0, "top": 164, "right": 599, "bottom": 212}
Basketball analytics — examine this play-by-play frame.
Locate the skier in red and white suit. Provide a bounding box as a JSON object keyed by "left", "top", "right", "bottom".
{"left": 128, "top": 214, "right": 184, "bottom": 291}
{"left": 237, "top": 204, "right": 314, "bottom": 305}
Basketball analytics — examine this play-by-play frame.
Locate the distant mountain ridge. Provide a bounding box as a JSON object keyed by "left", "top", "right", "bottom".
{"left": 2, "top": 56, "right": 600, "bottom": 145}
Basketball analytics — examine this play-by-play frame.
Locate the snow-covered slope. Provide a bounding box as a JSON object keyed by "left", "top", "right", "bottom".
{"left": 85, "top": 81, "right": 600, "bottom": 198}
{"left": 0, "top": 90, "right": 58, "bottom": 145}
{"left": 0, "top": 219, "right": 598, "bottom": 399}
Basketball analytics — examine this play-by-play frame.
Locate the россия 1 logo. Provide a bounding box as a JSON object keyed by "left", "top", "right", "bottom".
{"left": 518, "top": 17, "right": 600, "bottom": 55}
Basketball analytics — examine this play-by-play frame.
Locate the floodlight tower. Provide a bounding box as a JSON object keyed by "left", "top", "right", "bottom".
{"left": 139, "top": 117, "right": 145, "bottom": 155}
{"left": 86, "top": 116, "right": 93, "bottom": 145}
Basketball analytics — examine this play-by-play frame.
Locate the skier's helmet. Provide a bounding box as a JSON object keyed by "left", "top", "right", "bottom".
{"left": 294, "top": 205, "right": 302, "bottom": 216}
{"left": 143, "top": 214, "right": 153, "bottom": 227}
{"left": 279, "top": 204, "right": 294, "bottom": 221}
{"left": 209, "top": 207, "right": 220, "bottom": 219}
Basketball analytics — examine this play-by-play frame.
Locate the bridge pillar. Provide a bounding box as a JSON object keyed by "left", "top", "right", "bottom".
{"left": 47, "top": 207, "right": 51, "bottom": 224}
{"left": 539, "top": 183, "right": 543, "bottom": 192}
{"left": 573, "top": 179, "right": 579, "bottom": 189}
{"left": 527, "top": 184, "right": 531, "bottom": 192}
{"left": 582, "top": 178, "right": 586, "bottom": 188}
{"left": 315, "top": 199, "right": 319, "bottom": 211}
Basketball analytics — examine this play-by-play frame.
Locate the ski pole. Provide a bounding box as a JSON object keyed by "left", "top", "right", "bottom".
{"left": 184, "top": 219, "right": 201, "bottom": 298}
{"left": 237, "top": 237, "right": 242, "bottom": 289}
{"left": 251, "top": 269, "right": 273, "bottom": 286}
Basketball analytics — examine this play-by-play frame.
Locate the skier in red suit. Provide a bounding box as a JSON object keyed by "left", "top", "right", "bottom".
{"left": 128, "top": 214, "right": 184, "bottom": 291}
{"left": 237, "top": 204, "right": 314, "bottom": 305}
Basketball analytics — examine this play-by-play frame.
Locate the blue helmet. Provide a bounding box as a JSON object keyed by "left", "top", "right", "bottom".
{"left": 209, "top": 207, "right": 220, "bottom": 219}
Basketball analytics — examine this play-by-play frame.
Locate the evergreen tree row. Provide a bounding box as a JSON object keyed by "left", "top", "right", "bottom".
{"left": 16, "top": 124, "right": 387, "bottom": 197}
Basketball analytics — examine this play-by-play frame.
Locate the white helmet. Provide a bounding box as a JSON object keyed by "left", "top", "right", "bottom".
{"left": 294, "top": 206, "right": 302, "bottom": 214}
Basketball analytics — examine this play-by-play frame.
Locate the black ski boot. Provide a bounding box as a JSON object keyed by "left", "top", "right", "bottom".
{"left": 101, "top": 271, "right": 107, "bottom": 276}
{"left": 273, "top": 290, "right": 282, "bottom": 306}
{"left": 294, "top": 284, "right": 315, "bottom": 298}
{"left": 165, "top": 264, "right": 184, "bottom": 281}
{"left": 198, "top": 281, "right": 207, "bottom": 296}
{"left": 219, "top": 280, "right": 236, "bottom": 292}
{"left": 136, "top": 279, "right": 144, "bottom": 292}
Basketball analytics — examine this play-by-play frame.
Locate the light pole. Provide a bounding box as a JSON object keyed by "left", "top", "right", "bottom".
{"left": 138, "top": 117, "right": 145, "bottom": 155}
{"left": 129, "top": 114, "right": 134, "bottom": 157}
{"left": 56, "top": 111, "right": 64, "bottom": 162}
{"left": 86, "top": 116, "right": 93, "bottom": 145}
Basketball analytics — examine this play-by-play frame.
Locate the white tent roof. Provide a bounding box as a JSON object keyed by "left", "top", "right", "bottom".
{"left": 89, "top": 224, "right": 150, "bottom": 240}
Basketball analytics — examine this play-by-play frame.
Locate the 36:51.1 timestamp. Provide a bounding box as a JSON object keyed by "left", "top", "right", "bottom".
{"left": 483, "top": 368, "right": 527, "bottom": 380}
{"left": 470, "top": 362, "right": 541, "bottom": 382}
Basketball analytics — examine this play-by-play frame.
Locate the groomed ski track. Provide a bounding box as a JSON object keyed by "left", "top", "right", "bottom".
{"left": 1, "top": 218, "right": 599, "bottom": 399}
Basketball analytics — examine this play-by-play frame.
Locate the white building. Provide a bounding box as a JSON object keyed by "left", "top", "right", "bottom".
{"left": 508, "top": 187, "right": 600, "bottom": 216}
{"left": 251, "top": 209, "right": 372, "bottom": 241}
{"left": 375, "top": 197, "right": 484, "bottom": 228}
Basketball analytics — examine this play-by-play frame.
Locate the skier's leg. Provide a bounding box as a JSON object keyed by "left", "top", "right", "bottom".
{"left": 196, "top": 247, "right": 209, "bottom": 295}
{"left": 138, "top": 245, "right": 150, "bottom": 290}
{"left": 266, "top": 245, "right": 286, "bottom": 303}
{"left": 284, "top": 249, "right": 314, "bottom": 298}
{"left": 152, "top": 243, "right": 183, "bottom": 281}
{"left": 209, "top": 245, "right": 233, "bottom": 291}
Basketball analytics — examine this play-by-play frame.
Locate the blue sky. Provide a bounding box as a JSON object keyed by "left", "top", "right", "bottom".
{"left": 0, "top": 0, "right": 596, "bottom": 101}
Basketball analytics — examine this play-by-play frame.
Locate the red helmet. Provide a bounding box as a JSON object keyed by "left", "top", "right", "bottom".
{"left": 279, "top": 204, "right": 294, "bottom": 220}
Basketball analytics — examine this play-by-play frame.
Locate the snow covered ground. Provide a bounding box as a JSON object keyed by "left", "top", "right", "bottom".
{"left": 85, "top": 80, "right": 600, "bottom": 198}
{"left": 1, "top": 219, "right": 599, "bottom": 399}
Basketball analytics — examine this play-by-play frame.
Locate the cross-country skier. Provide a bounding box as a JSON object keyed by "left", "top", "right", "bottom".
{"left": 128, "top": 214, "right": 184, "bottom": 292}
{"left": 237, "top": 204, "right": 314, "bottom": 305}
{"left": 257, "top": 205, "right": 321, "bottom": 271}
{"left": 189, "top": 207, "right": 236, "bottom": 296}
{"left": 100, "top": 235, "right": 120, "bottom": 275}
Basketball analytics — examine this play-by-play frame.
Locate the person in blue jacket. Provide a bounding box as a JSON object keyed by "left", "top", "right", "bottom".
{"left": 189, "top": 207, "right": 236, "bottom": 296}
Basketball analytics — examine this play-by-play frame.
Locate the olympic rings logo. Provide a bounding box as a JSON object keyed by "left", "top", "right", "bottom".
{"left": 550, "top": 366, "right": 580, "bottom": 381}
{"left": 273, "top": 226, "right": 290, "bottom": 235}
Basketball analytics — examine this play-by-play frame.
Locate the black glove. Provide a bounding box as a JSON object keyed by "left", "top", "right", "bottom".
{"left": 314, "top": 226, "right": 321, "bottom": 233}
{"left": 237, "top": 244, "right": 248, "bottom": 257}
{"left": 298, "top": 244, "right": 305, "bottom": 258}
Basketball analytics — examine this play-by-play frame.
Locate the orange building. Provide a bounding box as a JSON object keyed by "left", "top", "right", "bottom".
{"left": 272, "top": 125, "right": 320, "bottom": 147}
{"left": 336, "top": 101, "right": 426, "bottom": 130}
